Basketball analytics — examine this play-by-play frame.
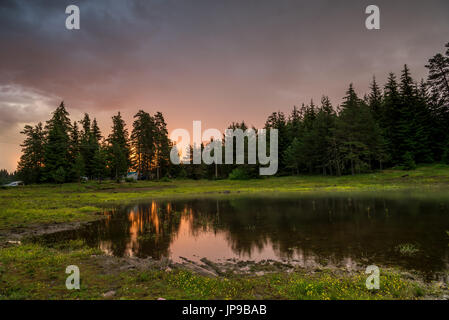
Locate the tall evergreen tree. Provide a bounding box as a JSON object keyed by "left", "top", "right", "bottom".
{"left": 426, "top": 42, "right": 449, "bottom": 161}
{"left": 368, "top": 76, "right": 383, "bottom": 121}
{"left": 17, "top": 122, "right": 45, "bottom": 184}
{"left": 79, "top": 113, "right": 93, "bottom": 178}
{"left": 68, "top": 121, "right": 82, "bottom": 181}
{"left": 153, "top": 112, "right": 171, "bottom": 179}
{"left": 426, "top": 42, "right": 449, "bottom": 108}
{"left": 42, "top": 102, "right": 72, "bottom": 182}
{"left": 107, "top": 112, "right": 131, "bottom": 182}
{"left": 131, "top": 110, "right": 156, "bottom": 179}
{"left": 336, "top": 84, "right": 382, "bottom": 174}
{"left": 265, "top": 111, "right": 288, "bottom": 173}
{"left": 382, "top": 73, "right": 401, "bottom": 164}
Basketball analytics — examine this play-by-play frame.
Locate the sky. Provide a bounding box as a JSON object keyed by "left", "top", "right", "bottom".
{"left": 0, "top": 0, "right": 448, "bottom": 172}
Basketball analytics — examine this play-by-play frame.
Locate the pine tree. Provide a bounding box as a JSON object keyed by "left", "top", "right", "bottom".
{"left": 42, "top": 102, "right": 72, "bottom": 182}
{"left": 107, "top": 112, "right": 131, "bottom": 182}
{"left": 336, "top": 84, "right": 382, "bottom": 174}
{"left": 426, "top": 42, "right": 449, "bottom": 108}
{"left": 17, "top": 122, "right": 45, "bottom": 184}
{"left": 312, "top": 96, "right": 337, "bottom": 175}
{"left": 153, "top": 112, "right": 171, "bottom": 179}
{"left": 368, "top": 76, "right": 383, "bottom": 121}
{"left": 426, "top": 43, "right": 449, "bottom": 161}
{"left": 264, "top": 111, "right": 287, "bottom": 173}
{"left": 131, "top": 110, "right": 156, "bottom": 179}
{"left": 68, "top": 121, "right": 81, "bottom": 181}
{"left": 382, "top": 73, "right": 402, "bottom": 164}
{"left": 80, "top": 113, "right": 93, "bottom": 178}
{"left": 79, "top": 114, "right": 103, "bottom": 179}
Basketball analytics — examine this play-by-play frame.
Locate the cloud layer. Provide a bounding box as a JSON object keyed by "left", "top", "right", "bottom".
{"left": 0, "top": 0, "right": 448, "bottom": 171}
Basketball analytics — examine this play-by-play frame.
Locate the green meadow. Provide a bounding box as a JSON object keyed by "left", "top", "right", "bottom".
{"left": 0, "top": 164, "right": 448, "bottom": 300}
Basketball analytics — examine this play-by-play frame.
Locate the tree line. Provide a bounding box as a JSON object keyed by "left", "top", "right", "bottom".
{"left": 0, "top": 170, "right": 17, "bottom": 185}
{"left": 16, "top": 107, "right": 173, "bottom": 184}
{"left": 12, "top": 42, "right": 449, "bottom": 183}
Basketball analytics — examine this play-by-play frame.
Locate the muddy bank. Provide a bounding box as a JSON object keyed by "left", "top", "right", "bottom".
{"left": 0, "top": 218, "right": 103, "bottom": 243}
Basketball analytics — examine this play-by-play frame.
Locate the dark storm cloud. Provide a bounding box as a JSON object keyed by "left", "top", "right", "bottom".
{"left": 0, "top": 0, "right": 448, "bottom": 170}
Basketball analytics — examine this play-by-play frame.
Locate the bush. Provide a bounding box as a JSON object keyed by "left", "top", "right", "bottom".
{"left": 401, "top": 152, "right": 416, "bottom": 170}
{"left": 160, "top": 176, "right": 171, "bottom": 182}
{"left": 228, "top": 167, "right": 250, "bottom": 180}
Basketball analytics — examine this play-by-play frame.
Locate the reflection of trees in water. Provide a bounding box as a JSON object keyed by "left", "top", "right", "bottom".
{"left": 179, "top": 197, "right": 449, "bottom": 274}
{"left": 49, "top": 196, "right": 449, "bottom": 275}
{"left": 91, "top": 201, "right": 184, "bottom": 258}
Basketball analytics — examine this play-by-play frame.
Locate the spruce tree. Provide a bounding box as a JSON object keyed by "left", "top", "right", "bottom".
{"left": 17, "top": 122, "right": 45, "bottom": 184}
{"left": 154, "top": 112, "right": 171, "bottom": 179}
{"left": 264, "top": 111, "right": 287, "bottom": 173}
{"left": 107, "top": 112, "right": 131, "bottom": 182}
{"left": 42, "top": 102, "right": 72, "bottom": 182}
{"left": 368, "top": 76, "right": 383, "bottom": 121}
{"left": 426, "top": 43, "right": 449, "bottom": 161}
{"left": 131, "top": 110, "right": 156, "bottom": 179}
{"left": 80, "top": 113, "right": 93, "bottom": 178}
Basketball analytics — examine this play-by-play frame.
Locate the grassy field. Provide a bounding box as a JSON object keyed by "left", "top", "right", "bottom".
{"left": 0, "top": 241, "right": 440, "bottom": 300}
{"left": 0, "top": 164, "right": 448, "bottom": 300}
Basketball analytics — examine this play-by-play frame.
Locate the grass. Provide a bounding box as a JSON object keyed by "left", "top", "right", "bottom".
{"left": 0, "top": 164, "right": 448, "bottom": 300}
{"left": 0, "top": 241, "right": 439, "bottom": 300}
{"left": 395, "top": 243, "right": 420, "bottom": 257}
{"left": 1, "top": 164, "right": 449, "bottom": 230}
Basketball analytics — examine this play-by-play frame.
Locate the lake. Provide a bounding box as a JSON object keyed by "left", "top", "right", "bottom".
{"left": 37, "top": 194, "right": 449, "bottom": 280}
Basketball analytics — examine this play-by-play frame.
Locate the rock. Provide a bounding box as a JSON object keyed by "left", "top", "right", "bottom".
{"left": 255, "top": 271, "right": 265, "bottom": 276}
{"left": 181, "top": 262, "right": 218, "bottom": 277}
{"left": 200, "top": 257, "right": 225, "bottom": 276}
{"left": 103, "top": 290, "right": 116, "bottom": 298}
{"left": 7, "top": 240, "right": 21, "bottom": 245}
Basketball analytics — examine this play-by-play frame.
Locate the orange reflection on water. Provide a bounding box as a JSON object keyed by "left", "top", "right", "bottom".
{"left": 98, "top": 201, "right": 344, "bottom": 266}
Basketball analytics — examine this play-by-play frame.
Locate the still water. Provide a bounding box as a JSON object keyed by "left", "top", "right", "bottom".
{"left": 39, "top": 194, "right": 449, "bottom": 279}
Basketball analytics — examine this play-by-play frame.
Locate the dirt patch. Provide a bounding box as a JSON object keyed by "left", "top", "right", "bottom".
{"left": 0, "top": 218, "right": 103, "bottom": 243}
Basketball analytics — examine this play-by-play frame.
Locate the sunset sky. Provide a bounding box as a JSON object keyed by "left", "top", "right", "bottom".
{"left": 0, "top": 0, "right": 448, "bottom": 172}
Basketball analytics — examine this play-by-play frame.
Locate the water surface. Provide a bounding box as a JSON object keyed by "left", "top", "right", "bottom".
{"left": 38, "top": 194, "right": 449, "bottom": 280}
